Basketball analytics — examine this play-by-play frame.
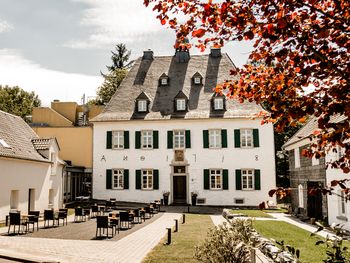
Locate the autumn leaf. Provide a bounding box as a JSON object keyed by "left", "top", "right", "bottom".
{"left": 192, "top": 28, "right": 206, "bottom": 38}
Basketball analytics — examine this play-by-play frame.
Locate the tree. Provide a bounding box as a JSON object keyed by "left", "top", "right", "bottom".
{"left": 91, "top": 43, "right": 132, "bottom": 105}
{"left": 144, "top": 1, "right": 349, "bottom": 174}
{"left": 0, "top": 85, "right": 41, "bottom": 121}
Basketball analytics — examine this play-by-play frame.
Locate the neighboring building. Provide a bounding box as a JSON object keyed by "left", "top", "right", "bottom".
{"left": 91, "top": 48, "right": 276, "bottom": 206}
{"left": 31, "top": 100, "right": 104, "bottom": 202}
{"left": 283, "top": 115, "right": 349, "bottom": 228}
{"left": 0, "top": 110, "right": 64, "bottom": 222}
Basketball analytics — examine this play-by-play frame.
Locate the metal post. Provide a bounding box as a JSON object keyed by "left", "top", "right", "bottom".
{"left": 166, "top": 227, "right": 172, "bottom": 245}
{"left": 187, "top": 205, "right": 190, "bottom": 213}
{"left": 174, "top": 219, "right": 178, "bottom": 232}
{"left": 182, "top": 213, "right": 185, "bottom": 224}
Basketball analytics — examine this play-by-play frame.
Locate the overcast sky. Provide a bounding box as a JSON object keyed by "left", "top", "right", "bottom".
{"left": 0, "top": 0, "right": 253, "bottom": 106}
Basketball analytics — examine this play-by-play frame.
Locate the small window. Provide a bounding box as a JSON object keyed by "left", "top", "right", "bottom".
{"left": 138, "top": 100, "right": 147, "bottom": 112}
{"left": 10, "top": 190, "right": 19, "bottom": 210}
{"left": 141, "top": 130, "right": 153, "bottom": 149}
{"left": 209, "top": 129, "right": 222, "bottom": 148}
{"left": 241, "top": 129, "right": 253, "bottom": 148}
{"left": 214, "top": 98, "right": 224, "bottom": 110}
{"left": 142, "top": 169, "right": 153, "bottom": 190}
{"left": 339, "top": 190, "right": 346, "bottom": 215}
{"left": 210, "top": 169, "right": 222, "bottom": 189}
{"left": 194, "top": 77, "right": 201, "bottom": 84}
{"left": 242, "top": 169, "right": 254, "bottom": 190}
{"left": 113, "top": 131, "right": 124, "bottom": 149}
{"left": 174, "top": 130, "right": 185, "bottom": 149}
{"left": 161, "top": 78, "right": 168, "bottom": 85}
{"left": 48, "top": 189, "right": 54, "bottom": 207}
{"left": 0, "top": 138, "right": 10, "bottom": 148}
{"left": 294, "top": 148, "right": 300, "bottom": 168}
{"left": 298, "top": 184, "right": 304, "bottom": 208}
{"left": 234, "top": 198, "right": 244, "bottom": 204}
{"left": 113, "top": 169, "right": 124, "bottom": 189}
{"left": 176, "top": 99, "right": 186, "bottom": 111}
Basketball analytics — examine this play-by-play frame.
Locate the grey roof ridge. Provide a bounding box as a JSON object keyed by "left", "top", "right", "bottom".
{"left": 0, "top": 109, "right": 23, "bottom": 120}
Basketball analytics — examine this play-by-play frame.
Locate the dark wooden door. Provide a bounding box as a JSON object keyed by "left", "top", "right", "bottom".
{"left": 307, "top": 182, "right": 323, "bottom": 219}
{"left": 173, "top": 176, "right": 187, "bottom": 204}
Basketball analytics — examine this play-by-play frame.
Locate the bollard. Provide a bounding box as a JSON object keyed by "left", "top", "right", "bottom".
{"left": 174, "top": 219, "right": 178, "bottom": 232}
{"left": 187, "top": 205, "right": 190, "bottom": 213}
{"left": 182, "top": 213, "right": 185, "bottom": 224}
{"left": 166, "top": 227, "right": 172, "bottom": 245}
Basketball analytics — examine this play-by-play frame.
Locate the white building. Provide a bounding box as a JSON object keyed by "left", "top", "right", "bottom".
{"left": 91, "top": 48, "right": 276, "bottom": 206}
{"left": 0, "top": 110, "right": 64, "bottom": 222}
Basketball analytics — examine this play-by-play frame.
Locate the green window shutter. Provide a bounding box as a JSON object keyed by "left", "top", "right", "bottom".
{"left": 124, "top": 169, "right": 129, "bottom": 189}
{"left": 153, "top": 170, "right": 159, "bottom": 190}
{"left": 136, "top": 170, "right": 141, "bottom": 189}
{"left": 135, "top": 131, "right": 141, "bottom": 149}
{"left": 106, "top": 131, "right": 112, "bottom": 149}
{"left": 223, "top": 169, "right": 229, "bottom": 190}
{"left": 221, "top": 129, "right": 228, "bottom": 148}
{"left": 153, "top": 131, "right": 159, "bottom": 149}
{"left": 204, "top": 169, "right": 210, "bottom": 190}
{"left": 203, "top": 130, "right": 209, "bottom": 148}
{"left": 167, "top": 131, "right": 173, "bottom": 149}
{"left": 185, "top": 130, "right": 191, "bottom": 148}
{"left": 254, "top": 169, "right": 261, "bottom": 190}
{"left": 234, "top": 129, "right": 241, "bottom": 148}
{"left": 106, "top": 169, "right": 112, "bottom": 189}
{"left": 253, "top": 129, "right": 260, "bottom": 147}
{"left": 124, "top": 131, "right": 129, "bottom": 149}
{"left": 235, "top": 169, "right": 242, "bottom": 190}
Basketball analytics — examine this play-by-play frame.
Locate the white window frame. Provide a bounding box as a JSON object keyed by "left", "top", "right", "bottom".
{"left": 138, "top": 100, "right": 147, "bottom": 112}
{"left": 142, "top": 169, "right": 153, "bottom": 190}
{"left": 210, "top": 169, "right": 222, "bottom": 190}
{"left": 298, "top": 184, "right": 304, "bottom": 208}
{"left": 113, "top": 169, "right": 124, "bottom": 189}
{"left": 174, "top": 130, "right": 185, "bottom": 149}
{"left": 112, "top": 130, "right": 124, "bottom": 149}
{"left": 241, "top": 129, "right": 253, "bottom": 148}
{"left": 141, "top": 130, "right": 153, "bottom": 149}
{"left": 214, "top": 98, "right": 224, "bottom": 110}
{"left": 294, "top": 148, "right": 301, "bottom": 168}
{"left": 339, "top": 190, "right": 346, "bottom": 215}
{"left": 176, "top": 99, "right": 186, "bottom": 111}
{"left": 194, "top": 77, "right": 201, "bottom": 84}
{"left": 161, "top": 78, "right": 168, "bottom": 85}
{"left": 209, "top": 129, "right": 222, "bottom": 148}
{"left": 242, "top": 169, "right": 254, "bottom": 190}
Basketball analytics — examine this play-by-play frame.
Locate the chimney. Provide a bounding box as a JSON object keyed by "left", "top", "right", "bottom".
{"left": 210, "top": 47, "right": 221, "bottom": 58}
{"left": 143, "top": 49, "right": 154, "bottom": 60}
{"left": 175, "top": 50, "right": 190, "bottom": 63}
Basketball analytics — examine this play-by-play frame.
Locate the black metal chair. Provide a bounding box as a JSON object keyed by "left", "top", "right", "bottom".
{"left": 57, "top": 209, "right": 68, "bottom": 226}
{"left": 83, "top": 208, "right": 91, "bottom": 220}
{"left": 8, "top": 212, "right": 28, "bottom": 234}
{"left": 96, "top": 216, "right": 114, "bottom": 238}
{"left": 144, "top": 206, "right": 153, "bottom": 219}
{"left": 91, "top": 205, "right": 100, "bottom": 217}
{"left": 28, "top": 211, "right": 40, "bottom": 231}
{"left": 74, "top": 207, "right": 86, "bottom": 222}
{"left": 44, "top": 209, "right": 56, "bottom": 228}
{"left": 133, "top": 209, "right": 143, "bottom": 224}
{"left": 119, "top": 211, "right": 132, "bottom": 229}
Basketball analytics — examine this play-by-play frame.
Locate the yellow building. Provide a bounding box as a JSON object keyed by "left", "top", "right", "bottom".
{"left": 31, "top": 100, "right": 104, "bottom": 202}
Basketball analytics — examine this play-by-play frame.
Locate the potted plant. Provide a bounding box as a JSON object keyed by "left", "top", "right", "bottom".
{"left": 162, "top": 191, "right": 170, "bottom": 205}
{"left": 191, "top": 191, "right": 198, "bottom": 206}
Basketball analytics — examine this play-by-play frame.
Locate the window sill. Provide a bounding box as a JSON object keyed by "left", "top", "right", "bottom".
{"left": 141, "top": 147, "right": 154, "bottom": 150}
{"left": 112, "top": 147, "right": 125, "bottom": 150}
{"left": 141, "top": 188, "right": 154, "bottom": 191}
{"left": 336, "top": 215, "right": 348, "bottom": 222}
{"left": 112, "top": 188, "right": 125, "bottom": 190}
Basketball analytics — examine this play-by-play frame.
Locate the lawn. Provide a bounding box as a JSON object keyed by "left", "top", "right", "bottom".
{"left": 143, "top": 214, "right": 213, "bottom": 263}
{"left": 253, "top": 220, "right": 331, "bottom": 263}
{"left": 230, "top": 209, "right": 274, "bottom": 218}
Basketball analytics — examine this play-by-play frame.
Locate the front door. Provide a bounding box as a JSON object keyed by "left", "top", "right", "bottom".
{"left": 173, "top": 176, "right": 187, "bottom": 204}
{"left": 307, "top": 182, "right": 323, "bottom": 219}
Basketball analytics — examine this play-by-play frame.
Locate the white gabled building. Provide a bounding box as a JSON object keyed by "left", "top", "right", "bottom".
{"left": 91, "top": 48, "right": 276, "bottom": 206}
{"left": 0, "top": 110, "right": 64, "bottom": 222}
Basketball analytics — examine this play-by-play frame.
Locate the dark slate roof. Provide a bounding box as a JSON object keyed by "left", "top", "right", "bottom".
{"left": 92, "top": 52, "right": 264, "bottom": 122}
{"left": 0, "top": 110, "right": 49, "bottom": 163}
{"left": 283, "top": 115, "right": 347, "bottom": 148}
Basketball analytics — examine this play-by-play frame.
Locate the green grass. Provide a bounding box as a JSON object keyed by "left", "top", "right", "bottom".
{"left": 143, "top": 214, "right": 213, "bottom": 263}
{"left": 253, "top": 220, "right": 329, "bottom": 263}
{"left": 231, "top": 209, "right": 274, "bottom": 218}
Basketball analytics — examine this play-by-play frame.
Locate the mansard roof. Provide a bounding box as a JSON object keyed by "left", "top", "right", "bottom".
{"left": 0, "top": 110, "right": 50, "bottom": 163}
{"left": 92, "top": 52, "right": 264, "bottom": 122}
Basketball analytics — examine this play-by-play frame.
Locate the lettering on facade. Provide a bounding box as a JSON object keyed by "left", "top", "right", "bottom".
{"left": 123, "top": 156, "right": 128, "bottom": 161}
{"left": 255, "top": 155, "right": 259, "bottom": 161}
{"left": 140, "top": 156, "right": 145, "bottom": 161}
{"left": 100, "top": 155, "right": 106, "bottom": 162}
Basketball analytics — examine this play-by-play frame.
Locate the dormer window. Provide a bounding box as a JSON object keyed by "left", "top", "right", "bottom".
{"left": 138, "top": 100, "right": 147, "bottom": 112}
{"left": 192, "top": 72, "right": 203, "bottom": 85}
{"left": 176, "top": 99, "right": 186, "bottom": 111}
{"left": 214, "top": 97, "right": 224, "bottom": 110}
{"left": 159, "top": 73, "right": 169, "bottom": 86}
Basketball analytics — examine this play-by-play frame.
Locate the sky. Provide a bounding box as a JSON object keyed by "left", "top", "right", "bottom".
{"left": 0, "top": 0, "right": 253, "bottom": 106}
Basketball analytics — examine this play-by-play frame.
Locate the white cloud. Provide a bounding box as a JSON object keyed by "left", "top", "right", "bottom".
{"left": 0, "top": 18, "right": 13, "bottom": 33}
{"left": 66, "top": 0, "right": 170, "bottom": 49}
{"left": 0, "top": 49, "right": 103, "bottom": 106}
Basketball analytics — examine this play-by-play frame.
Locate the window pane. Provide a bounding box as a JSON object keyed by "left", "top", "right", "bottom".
{"left": 138, "top": 100, "right": 147, "bottom": 112}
